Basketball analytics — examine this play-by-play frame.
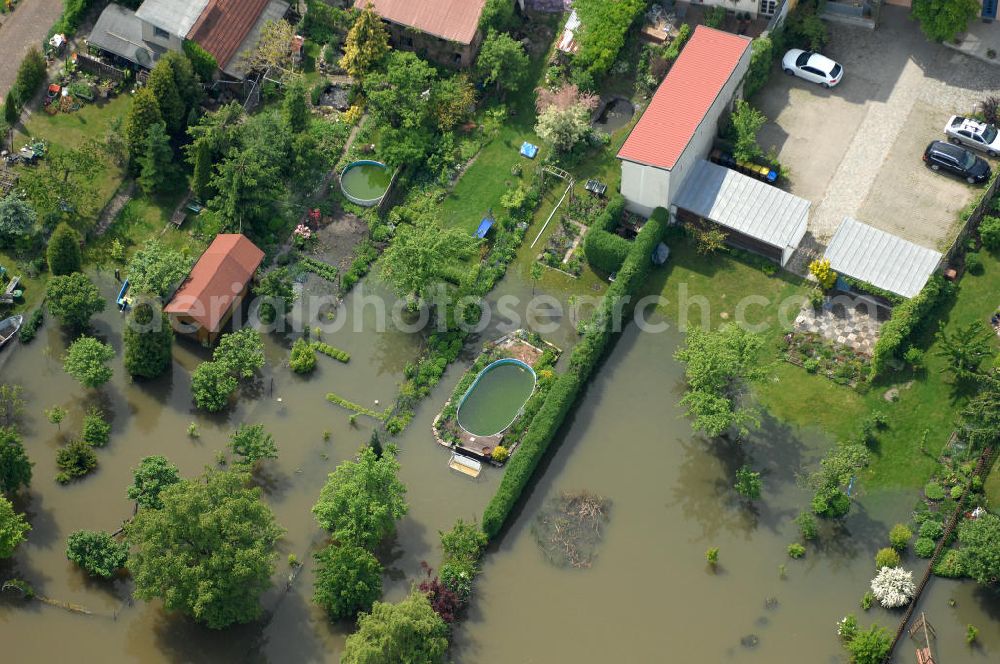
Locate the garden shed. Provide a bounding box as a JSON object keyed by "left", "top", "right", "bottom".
{"left": 671, "top": 159, "right": 810, "bottom": 266}
{"left": 823, "top": 217, "right": 943, "bottom": 299}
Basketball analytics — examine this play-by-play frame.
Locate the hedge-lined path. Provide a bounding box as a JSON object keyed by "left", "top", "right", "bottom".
{"left": 0, "top": 0, "right": 63, "bottom": 105}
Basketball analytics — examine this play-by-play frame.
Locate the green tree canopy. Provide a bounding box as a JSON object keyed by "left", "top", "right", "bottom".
{"left": 674, "top": 324, "right": 767, "bottom": 437}
{"left": 432, "top": 74, "right": 476, "bottom": 132}
{"left": 956, "top": 512, "right": 1000, "bottom": 586}
{"left": 342, "top": 591, "right": 449, "bottom": 664}
{"left": 124, "top": 300, "right": 174, "bottom": 379}
{"left": 47, "top": 222, "right": 82, "bottom": 276}
{"left": 63, "top": 336, "right": 115, "bottom": 389}
{"left": 957, "top": 371, "right": 1000, "bottom": 451}
{"left": 734, "top": 465, "right": 762, "bottom": 501}
{"left": 312, "top": 445, "right": 408, "bottom": 550}
{"left": 191, "top": 361, "right": 238, "bottom": 412}
{"left": 572, "top": 0, "right": 645, "bottom": 82}
{"left": 0, "top": 426, "right": 32, "bottom": 494}
{"left": 282, "top": 77, "right": 309, "bottom": 133}
{"left": 253, "top": 267, "right": 296, "bottom": 323}
{"left": 208, "top": 146, "right": 283, "bottom": 237}
{"left": 313, "top": 543, "right": 383, "bottom": 620}
{"left": 913, "top": 0, "right": 979, "bottom": 42}
{"left": 340, "top": 3, "right": 391, "bottom": 78}
{"left": 138, "top": 121, "right": 174, "bottom": 195}
{"left": 379, "top": 215, "right": 478, "bottom": 301}
{"left": 148, "top": 58, "right": 184, "bottom": 135}
{"left": 127, "top": 455, "right": 181, "bottom": 510}
{"left": 730, "top": 100, "right": 766, "bottom": 163}
{"left": 0, "top": 495, "right": 30, "bottom": 558}
{"left": 364, "top": 51, "right": 437, "bottom": 130}
{"left": 21, "top": 144, "right": 101, "bottom": 232}
{"left": 228, "top": 424, "right": 278, "bottom": 467}
{"left": 0, "top": 197, "right": 37, "bottom": 241}
{"left": 124, "top": 87, "right": 163, "bottom": 166}
{"left": 66, "top": 530, "right": 128, "bottom": 578}
{"left": 934, "top": 321, "right": 995, "bottom": 382}
{"left": 214, "top": 327, "right": 266, "bottom": 379}
{"left": 127, "top": 470, "right": 283, "bottom": 628}
{"left": 46, "top": 273, "right": 105, "bottom": 330}
{"left": 126, "top": 240, "right": 192, "bottom": 298}
{"left": 476, "top": 29, "right": 529, "bottom": 95}
{"left": 846, "top": 624, "right": 891, "bottom": 664}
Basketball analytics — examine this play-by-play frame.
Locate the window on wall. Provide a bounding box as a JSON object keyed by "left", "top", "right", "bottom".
{"left": 153, "top": 26, "right": 170, "bottom": 40}
{"left": 760, "top": 0, "right": 778, "bottom": 16}
{"left": 453, "top": 52, "right": 462, "bottom": 64}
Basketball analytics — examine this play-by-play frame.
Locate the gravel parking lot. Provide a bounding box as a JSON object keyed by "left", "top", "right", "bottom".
{"left": 754, "top": 6, "right": 1000, "bottom": 252}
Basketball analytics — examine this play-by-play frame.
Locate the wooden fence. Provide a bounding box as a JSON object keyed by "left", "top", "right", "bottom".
{"left": 883, "top": 444, "right": 995, "bottom": 662}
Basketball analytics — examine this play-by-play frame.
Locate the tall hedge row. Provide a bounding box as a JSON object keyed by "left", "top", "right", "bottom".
{"left": 50, "top": 0, "right": 102, "bottom": 38}
{"left": 3, "top": 47, "right": 47, "bottom": 125}
{"left": 868, "top": 276, "right": 949, "bottom": 380}
{"left": 594, "top": 194, "right": 626, "bottom": 233}
{"left": 583, "top": 229, "right": 630, "bottom": 274}
{"left": 482, "top": 208, "right": 669, "bottom": 538}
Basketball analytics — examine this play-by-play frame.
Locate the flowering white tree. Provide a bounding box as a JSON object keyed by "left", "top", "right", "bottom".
{"left": 870, "top": 566, "right": 915, "bottom": 608}
{"left": 534, "top": 84, "right": 600, "bottom": 153}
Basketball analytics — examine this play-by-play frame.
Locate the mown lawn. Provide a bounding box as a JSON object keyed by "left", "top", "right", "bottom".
{"left": 647, "top": 235, "right": 1000, "bottom": 490}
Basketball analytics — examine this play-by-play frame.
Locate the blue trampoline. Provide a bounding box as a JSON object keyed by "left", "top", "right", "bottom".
{"left": 520, "top": 141, "right": 539, "bottom": 159}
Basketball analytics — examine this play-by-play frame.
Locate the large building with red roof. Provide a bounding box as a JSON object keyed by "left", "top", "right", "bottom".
{"left": 164, "top": 234, "right": 265, "bottom": 344}
{"left": 618, "top": 26, "right": 753, "bottom": 218}
{"left": 90, "top": 0, "right": 290, "bottom": 79}
{"left": 356, "top": 0, "right": 491, "bottom": 68}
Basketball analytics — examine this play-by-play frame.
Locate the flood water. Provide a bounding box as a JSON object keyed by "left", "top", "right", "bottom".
{"left": 2, "top": 218, "right": 998, "bottom": 661}
{"left": 457, "top": 360, "right": 536, "bottom": 437}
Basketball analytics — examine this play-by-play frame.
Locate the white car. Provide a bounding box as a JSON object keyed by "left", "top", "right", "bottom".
{"left": 781, "top": 49, "right": 844, "bottom": 88}
{"left": 944, "top": 115, "right": 1000, "bottom": 158}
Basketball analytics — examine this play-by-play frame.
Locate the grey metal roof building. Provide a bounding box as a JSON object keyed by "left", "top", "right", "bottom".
{"left": 135, "top": 0, "right": 210, "bottom": 37}
{"left": 88, "top": 4, "right": 167, "bottom": 68}
{"left": 824, "top": 217, "right": 942, "bottom": 299}
{"left": 672, "top": 159, "right": 811, "bottom": 266}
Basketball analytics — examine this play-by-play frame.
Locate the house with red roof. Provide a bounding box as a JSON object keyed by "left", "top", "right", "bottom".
{"left": 618, "top": 26, "right": 810, "bottom": 266}
{"left": 164, "top": 234, "right": 265, "bottom": 345}
{"left": 356, "top": 0, "right": 501, "bottom": 68}
{"left": 89, "top": 0, "right": 290, "bottom": 79}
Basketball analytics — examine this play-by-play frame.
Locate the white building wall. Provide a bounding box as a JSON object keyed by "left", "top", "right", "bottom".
{"left": 620, "top": 159, "right": 671, "bottom": 218}
{"left": 140, "top": 20, "right": 184, "bottom": 53}
{"left": 782, "top": 215, "right": 809, "bottom": 266}
{"left": 697, "top": 0, "right": 762, "bottom": 17}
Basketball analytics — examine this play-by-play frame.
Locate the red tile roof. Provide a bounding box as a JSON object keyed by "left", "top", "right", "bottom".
{"left": 617, "top": 26, "right": 751, "bottom": 171}
{"left": 355, "top": 0, "right": 487, "bottom": 45}
{"left": 187, "top": 0, "right": 271, "bottom": 70}
{"left": 164, "top": 234, "right": 264, "bottom": 333}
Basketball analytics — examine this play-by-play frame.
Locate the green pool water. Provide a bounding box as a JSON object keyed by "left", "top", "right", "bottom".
{"left": 341, "top": 162, "right": 391, "bottom": 202}
{"left": 457, "top": 360, "right": 536, "bottom": 437}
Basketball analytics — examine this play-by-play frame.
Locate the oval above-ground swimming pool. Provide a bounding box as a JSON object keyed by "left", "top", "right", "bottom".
{"left": 457, "top": 359, "right": 537, "bottom": 437}
{"left": 340, "top": 160, "right": 392, "bottom": 206}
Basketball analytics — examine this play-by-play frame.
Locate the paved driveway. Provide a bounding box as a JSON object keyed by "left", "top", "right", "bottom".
{"left": 754, "top": 6, "right": 1000, "bottom": 252}
{"left": 0, "top": 0, "right": 64, "bottom": 105}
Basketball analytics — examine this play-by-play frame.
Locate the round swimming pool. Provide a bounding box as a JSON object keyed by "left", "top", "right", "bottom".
{"left": 340, "top": 160, "right": 391, "bottom": 206}
{"left": 457, "top": 359, "right": 537, "bottom": 437}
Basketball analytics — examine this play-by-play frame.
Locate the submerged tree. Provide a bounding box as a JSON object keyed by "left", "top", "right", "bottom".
{"left": 46, "top": 273, "right": 105, "bottom": 331}
{"left": 342, "top": 591, "right": 449, "bottom": 664}
{"left": 127, "top": 470, "right": 283, "bottom": 628}
{"left": 0, "top": 495, "right": 30, "bottom": 558}
{"left": 673, "top": 324, "right": 767, "bottom": 437}
{"left": 63, "top": 336, "right": 115, "bottom": 389}
{"left": 313, "top": 543, "right": 383, "bottom": 620}
{"left": 66, "top": 530, "right": 128, "bottom": 578}
{"left": 734, "top": 465, "right": 762, "bottom": 501}
{"left": 228, "top": 424, "right": 278, "bottom": 467}
{"left": 127, "top": 455, "right": 181, "bottom": 510}
{"left": 124, "top": 300, "right": 173, "bottom": 379}
{"left": 0, "top": 426, "right": 32, "bottom": 494}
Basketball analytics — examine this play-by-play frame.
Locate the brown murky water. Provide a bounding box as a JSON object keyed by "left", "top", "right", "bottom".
{"left": 1, "top": 250, "right": 997, "bottom": 661}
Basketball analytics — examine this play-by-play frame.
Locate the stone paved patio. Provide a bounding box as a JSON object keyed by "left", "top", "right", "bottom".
{"left": 793, "top": 295, "right": 888, "bottom": 355}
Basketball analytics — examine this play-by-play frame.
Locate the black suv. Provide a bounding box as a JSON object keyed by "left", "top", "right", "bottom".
{"left": 923, "top": 140, "right": 991, "bottom": 184}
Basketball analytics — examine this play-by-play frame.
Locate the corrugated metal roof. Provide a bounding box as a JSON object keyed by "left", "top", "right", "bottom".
{"left": 136, "top": 0, "right": 210, "bottom": 37}
{"left": 89, "top": 5, "right": 167, "bottom": 68}
{"left": 356, "top": 0, "right": 487, "bottom": 45}
{"left": 673, "top": 160, "right": 811, "bottom": 248}
{"left": 187, "top": 0, "right": 276, "bottom": 72}
{"left": 824, "top": 217, "right": 942, "bottom": 299}
{"left": 219, "top": 0, "right": 290, "bottom": 77}
{"left": 164, "top": 234, "right": 264, "bottom": 333}
{"left": 617, "top": 26, "right": 750, "bottom": 171}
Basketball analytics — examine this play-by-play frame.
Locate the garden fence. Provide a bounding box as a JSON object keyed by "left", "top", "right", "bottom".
{"left": 883, "top": 443, "right": 995, "bottom": 662}
{"left": 939, "top": 174, "right": 1000, "bottom": 271}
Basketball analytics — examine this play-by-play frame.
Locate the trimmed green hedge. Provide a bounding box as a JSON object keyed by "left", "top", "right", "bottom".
{"left": 868, "top": 276, "right": 949, "bottom": 380}
{"left": 312, "top": 341, "right": 350, "bottom": 363}
{"left": 482, "top": 207, "right": 669, "bottom": 538}
{"left": 594, "top": 194, "right": 626, "bottom": 233}
{"left": 584, "top": 229, "right": 630, "bottom": 274}
{"left": 50, "top": 0, "right": 101, "bottom": 38}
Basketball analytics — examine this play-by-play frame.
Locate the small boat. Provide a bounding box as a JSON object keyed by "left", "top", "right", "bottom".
{"left": 0, "top": 315, "right": 23, "bottom": 347}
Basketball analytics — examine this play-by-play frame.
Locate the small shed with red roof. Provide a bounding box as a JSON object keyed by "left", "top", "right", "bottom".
{"left": 164, "top": 234, "right": 264, "bottom": 344}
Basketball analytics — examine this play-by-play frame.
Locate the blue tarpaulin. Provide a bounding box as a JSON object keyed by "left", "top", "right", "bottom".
{"left": 475, "top": 218, "right": 494, "bottom": 239}
{"left": 520, "top": 141, "right": 539, "bottom": 159}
